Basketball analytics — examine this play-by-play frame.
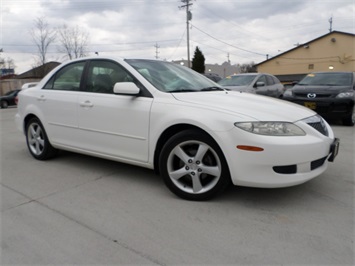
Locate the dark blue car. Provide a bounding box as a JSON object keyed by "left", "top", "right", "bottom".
{"left": 0, "top": 89, "right": 21, "bottom": 109}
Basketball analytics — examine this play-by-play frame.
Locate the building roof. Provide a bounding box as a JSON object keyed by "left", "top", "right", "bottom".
{"left": 16, "top": 61, "right": 60, "bottom": 79}
{"left": 256, "top": 31, "right": 355, "bottom": 66}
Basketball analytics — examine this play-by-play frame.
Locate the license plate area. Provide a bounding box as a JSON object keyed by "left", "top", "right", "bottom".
{"left": 304, "top": 102, "right": 316, "bottom": 110}
{"left": 328, "top": 138, "right": 340, "bottom": 162}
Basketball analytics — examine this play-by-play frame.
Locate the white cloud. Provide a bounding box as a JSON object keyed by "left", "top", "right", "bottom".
{"left": 1, "top": 0, "right": 354, "bottom": 74}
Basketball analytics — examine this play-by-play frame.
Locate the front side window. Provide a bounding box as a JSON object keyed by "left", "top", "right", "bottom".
{"left": 85, "top": 60, "right": 134, "bottom": 93}
{"left": 256, "top": 75, "right": 267, "bottom": 84}
{"left": 44, "top": 62, "right": 85, "bottom": 91}
{"left": 272, "top": 76, "right": 281, "bottom": 84}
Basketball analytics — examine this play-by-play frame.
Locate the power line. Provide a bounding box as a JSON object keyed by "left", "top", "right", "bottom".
{"left": 191, "top": 24, "right": 266, "bottom": 57}
{"left": 167, "top": 28, "right": 186, "bottom": 60}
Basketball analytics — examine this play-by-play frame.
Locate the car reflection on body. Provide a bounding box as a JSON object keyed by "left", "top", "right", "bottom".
{"left": 218, "top": 73, "right": 285, "bottom": 98}
{"left": 15, "top": 57, "right": 339, "bottom": 200}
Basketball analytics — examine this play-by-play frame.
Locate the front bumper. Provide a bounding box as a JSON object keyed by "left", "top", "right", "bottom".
{"left": 216, "top": 121, "right": 337, "bottom": 188}
{"left": 15, "top": 113, "right": 23, "bottom": 134}
{"left": 283, "top": 97, "right": 354, "bottom": 119}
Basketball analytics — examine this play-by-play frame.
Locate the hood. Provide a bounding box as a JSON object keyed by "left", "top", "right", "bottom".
{"left": 222, "top": 85, "right": 250, "bottom": 92}
{"left": 172, "top": 91, "right": 315, "bottom": 122}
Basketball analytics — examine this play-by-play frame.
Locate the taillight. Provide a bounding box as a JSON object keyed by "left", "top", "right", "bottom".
{"left": 15, "top": 96, "right": 18, "bottom": 105}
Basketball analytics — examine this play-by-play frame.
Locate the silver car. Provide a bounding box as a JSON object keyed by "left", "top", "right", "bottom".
{"left": 218, "top": 73, "right": 285, "bottom": 98}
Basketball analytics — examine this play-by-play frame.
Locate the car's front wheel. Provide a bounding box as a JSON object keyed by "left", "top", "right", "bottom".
{"left": 159, "top": 129, "right": 231, "bottom": 201}
{"left": 26, "top": 117, "right": 58, "bottom": 160}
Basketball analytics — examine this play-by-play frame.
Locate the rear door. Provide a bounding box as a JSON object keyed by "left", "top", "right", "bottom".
{"left": 38, "top": 61, "right": 86, "bottom": 146}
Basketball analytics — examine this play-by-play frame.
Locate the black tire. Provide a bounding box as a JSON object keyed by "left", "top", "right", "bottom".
{"left": 25, "top": 117, "right": 58, "bottom": 160}
{"left": 159, "top": 129, "right": 231, "bottom": 201}
{"left": 342, "top": 107, "right": 355, "bottom": 126}
{"left": 0, "top": 101, "right": 8, "bottom": 109}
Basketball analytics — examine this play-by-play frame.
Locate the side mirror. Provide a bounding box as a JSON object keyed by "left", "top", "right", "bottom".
{"left": 113, "top": 82, "right": 140, "bottom": 95}
{"left": 255, "top": 81, "right": 265, "bottom": 87}
{"left": 292, "top": 81, "right": 299, "bottom": 86}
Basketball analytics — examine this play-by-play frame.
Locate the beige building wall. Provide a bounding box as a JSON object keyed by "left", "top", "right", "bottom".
{"left": 257, "top": 31, "right": 355, "bottom": 75}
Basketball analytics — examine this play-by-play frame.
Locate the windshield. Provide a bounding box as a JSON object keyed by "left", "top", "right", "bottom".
{"left": 218, "top": 75, "right": 257, "bottom": 86}
{"left": 298, "top": 73, "right": 352, "bottom": 86}
{"left": 126, "top": 59, "right": 223, "bottom": 93}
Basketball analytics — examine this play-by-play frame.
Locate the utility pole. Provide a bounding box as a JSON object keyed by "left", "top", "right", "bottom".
{"left": 154, "top": 43, "right": 160, "bottom": 59}
{"left": 328, "top": 16, "right": 333, "bottom": 32}
{"left": 179, "top": 0, "right": 194, "bottom": 68}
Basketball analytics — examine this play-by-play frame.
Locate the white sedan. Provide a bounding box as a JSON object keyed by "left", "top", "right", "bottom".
{"left": 15, "top": 57, "right": 339, "bottom": 200}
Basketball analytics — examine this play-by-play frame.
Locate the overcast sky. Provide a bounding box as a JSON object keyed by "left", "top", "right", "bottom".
{"left": 1, "top": 0, "right": 354, "bottom": 74}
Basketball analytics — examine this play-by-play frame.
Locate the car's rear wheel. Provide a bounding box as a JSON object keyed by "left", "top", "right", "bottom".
{"left": 0, "top": 101, "right": 8, "bottom": 108}
{"left": 342, "top": 107, "right": 355, "bottom": 126}
{"left": 159, "top": 129, "right": 231, "bottom": 201}
{"left": 26, "top": 117, "right": 58, "bottom": 160}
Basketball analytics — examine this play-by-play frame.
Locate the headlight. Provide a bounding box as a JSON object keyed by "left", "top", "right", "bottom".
{"left": 234, "top": 122, "right": 305, "bottom": 136}
{"left": 336, "top": 92, "right": 354, "bottom": 98}
{"left": 283, "top": 89, "right": 293, "bottom": 97}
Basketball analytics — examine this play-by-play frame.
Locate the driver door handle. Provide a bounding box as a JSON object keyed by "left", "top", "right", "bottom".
{"left": 80, "top": 101, "right": 94, "bottom": 108}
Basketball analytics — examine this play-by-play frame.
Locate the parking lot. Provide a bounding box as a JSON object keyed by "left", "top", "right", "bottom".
{"left": 1, "top": 107, "right": 354, "bottom": 265}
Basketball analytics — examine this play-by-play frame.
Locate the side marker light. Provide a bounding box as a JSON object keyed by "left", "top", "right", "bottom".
{"left": 237, "top": 145, "right": 264, "bottom": 152}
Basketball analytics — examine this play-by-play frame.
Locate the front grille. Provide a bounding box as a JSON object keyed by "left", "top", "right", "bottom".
{"left": 311, "top": 157, "right": 327, "bottom": 170}
{"left": 307, "top": 121, "right": 329, "bottom": 136}
{"left": 294, "top": 93, "right": 332, "bottom": 98}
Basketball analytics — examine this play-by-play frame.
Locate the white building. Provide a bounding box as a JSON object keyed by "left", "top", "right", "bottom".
{"left": 172, "top": 60, "right": 240, "bottom": 78}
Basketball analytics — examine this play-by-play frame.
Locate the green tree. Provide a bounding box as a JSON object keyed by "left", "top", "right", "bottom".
{"left": 191, "top": 46, "right": 205, "bottom": 73}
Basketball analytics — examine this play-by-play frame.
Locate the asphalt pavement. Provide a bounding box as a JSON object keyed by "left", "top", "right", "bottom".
{"left": 1, "top": 107, "right": 354, "bottom": 265}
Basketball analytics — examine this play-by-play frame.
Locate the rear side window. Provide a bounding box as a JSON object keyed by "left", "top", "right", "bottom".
{"left": 266, "top": 75, "right": 275, "bottom": 85}
{"left": 272, "top": 76, "right": 281, "bottom": 84}
{"left": 44, "top": 62, "right": 85, "bottom": 91}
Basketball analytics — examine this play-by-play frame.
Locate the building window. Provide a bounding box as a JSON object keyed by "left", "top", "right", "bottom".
{"left": 308, "top": 64, "right": 314, "bottom": 70}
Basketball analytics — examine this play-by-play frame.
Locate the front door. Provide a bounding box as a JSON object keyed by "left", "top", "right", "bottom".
{"left": 77, "top": 60, "right": 153, "bottom": 163}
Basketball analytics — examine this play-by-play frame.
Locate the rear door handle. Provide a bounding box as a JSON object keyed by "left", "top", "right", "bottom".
{"left": 80, "top": 101, "right": 94, "bottom": 108}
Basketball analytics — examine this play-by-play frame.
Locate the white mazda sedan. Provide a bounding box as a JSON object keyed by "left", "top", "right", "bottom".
{"left": 15, "top": 57, "right": 339, "bottom": 200}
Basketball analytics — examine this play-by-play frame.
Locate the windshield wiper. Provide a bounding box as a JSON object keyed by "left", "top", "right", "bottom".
{"left": 200, "top": 86, "right": 225, "bottom": 91}
{"left": 169, "top": 89, "right": 196, "bottom": 93}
